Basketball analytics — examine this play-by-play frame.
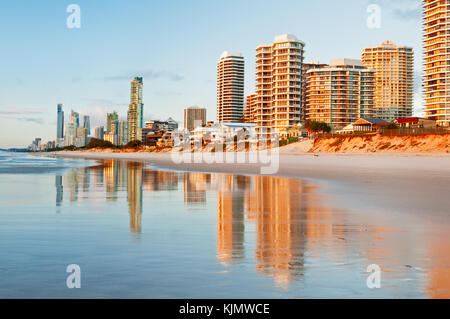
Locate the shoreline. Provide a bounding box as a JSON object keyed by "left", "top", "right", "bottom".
{"left": 53, "top": 151, "right": 450, "bottom": 224}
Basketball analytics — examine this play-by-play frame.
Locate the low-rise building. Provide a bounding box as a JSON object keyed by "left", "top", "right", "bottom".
{"left": 394, "top": 117, "right": 437, "bottom": 129}
{"left": 353, "top": 118, "right": 387, "bottom": 132}
{"left": 336, "top": 118, "right": 387, "bottom": 134}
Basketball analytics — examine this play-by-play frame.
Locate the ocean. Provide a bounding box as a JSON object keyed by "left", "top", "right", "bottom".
{"left": 0, "top": 150, "right": 448, "bottom": 298}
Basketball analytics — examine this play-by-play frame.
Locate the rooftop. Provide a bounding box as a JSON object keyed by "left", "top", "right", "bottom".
{"left": 274, "top": 34, "right": 299, "bottom": 43}
{"left": 220, "top": 51, "right": 243, "bottom": 59}
{"left": 330, "top": 58, "right": 363, "bottom": 67}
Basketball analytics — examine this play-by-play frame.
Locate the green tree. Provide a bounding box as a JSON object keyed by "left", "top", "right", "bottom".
{"left": 385, "top": 122, "right": 399, "bottom": 129}
{"left": 86, "top": 138, "right": 114, "bottom": 149}
{"left": 126, "top": 140, "right": 142, "bottom": 148}
{"left": 304, "top": 120, "right": 332, "bottom": 133}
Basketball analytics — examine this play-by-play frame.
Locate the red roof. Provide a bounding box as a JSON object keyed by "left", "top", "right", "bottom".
{"left": 395, "top": 117, "right": 419, "bottom": 124}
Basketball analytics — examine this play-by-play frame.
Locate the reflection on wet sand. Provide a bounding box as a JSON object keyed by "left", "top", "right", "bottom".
{"left": 56, "top": 159, "right": 450, "bottom": 298}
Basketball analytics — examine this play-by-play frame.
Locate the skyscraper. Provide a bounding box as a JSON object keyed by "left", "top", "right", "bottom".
{"left": 217, "top": 51, "right": 245, "bottom": 123}
{"left": 95, "top": 126, "right": 104, "bottom": 140}
{"left": 244, "top": 93, "right": 258, "bottom": 123}
{"left": 255, "top": 34, "right": 305, "bottom": 138}
{"left": 57, "top": 104, "right": 64, "bottom": 140}
{"left": 184, "top": 106, "right": 206, "bottom": 131}
{"left": 305, "top": 59, "right": 376, "bottom": 128}
{"left": 71, "top": 111, "right": 80, "bottom": 128}
{"left": 128, "top": 77, "right": 144, "bottom": 142}
{"left": 112, "top": 119, "right": 128, "bottom": 146}
{"left": 106, "top": 112, "right": 119, "bottom": 133}
{"left": 423, "top": 0, "right": 450, "bottom": 126}
{"left": 83, "top": 115, "right": 91, "bottom": 136}
{"left": 362, "top": 40, "right": 414, "bottom": 121}
{"left": 302, "top": 61, "right": 328, "bottom": 121}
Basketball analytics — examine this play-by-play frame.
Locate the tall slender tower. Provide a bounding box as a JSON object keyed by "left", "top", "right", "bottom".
{"left": 423, "top": 0, "right": 450, "bottom": 127}
{"left": 106, "top": 112, "right": 119, "bottom": 133}
{"left": 71, "top": 110, "right": 80, "bottom": 128}
{"left": 362, "top": 40, "right": 414, "bottom": 121}
{"left": 57, "top": 104, "right": 64, "bottom": 140}
{"left": 217, "top": 51, "right": 245, "bottom": 123}
{"left": 255, "top": 34, "right": 305, "bottom": 138}
{"left": 127, "top": 77, "right": 144, "bottom": 141}
{"left": 83, "top": 115, "right": 91, "bottom": 136}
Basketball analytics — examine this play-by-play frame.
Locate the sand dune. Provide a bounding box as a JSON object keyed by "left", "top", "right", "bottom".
{"left": 311, "top": 134, "right": 450, "bottom": 154}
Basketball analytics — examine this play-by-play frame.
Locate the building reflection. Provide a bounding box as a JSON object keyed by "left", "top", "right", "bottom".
{"left": 216, "top": 175, "right": 247, "bottom": 264}
{"left": 183, "top": 173, "right": 212, "bottom": 204}
{"left": 55, "top": 175, "right": 63, "bottom": 210}
{"left": 55, "top": 160, "right": 328, "bottom": 285}
{"left": 245, "top": 176, "right": 309, "bottom": 287}
{"left": 127, "top": 162, "right": 143, "bottom": 233}
{"left": 54, "top": 160, "right": 450, "bottom": 295}
{"left": 427, "top": 226, "right": 450, "bottom": 299}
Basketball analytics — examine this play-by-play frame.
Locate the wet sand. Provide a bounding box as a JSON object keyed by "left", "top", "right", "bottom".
{"left": 54, "top": 151, "right": 450, "bottom": 223}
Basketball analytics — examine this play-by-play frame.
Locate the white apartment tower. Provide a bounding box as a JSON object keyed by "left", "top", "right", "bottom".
{"left": 217, "top": 51, "right": 245, "bottom": 123}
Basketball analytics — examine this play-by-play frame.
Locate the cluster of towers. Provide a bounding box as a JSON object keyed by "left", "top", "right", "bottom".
{"left": 217, "top": 34, "right": 416, "bottom": 136}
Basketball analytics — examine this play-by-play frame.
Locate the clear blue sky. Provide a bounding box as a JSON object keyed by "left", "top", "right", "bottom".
{"left": 0, "top": 0, "right": 422, "bottom": 148}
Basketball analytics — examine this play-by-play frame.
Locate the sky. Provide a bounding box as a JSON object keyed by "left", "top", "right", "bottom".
{"left": 0, "top": 0, "right": 423, "bottom": 148}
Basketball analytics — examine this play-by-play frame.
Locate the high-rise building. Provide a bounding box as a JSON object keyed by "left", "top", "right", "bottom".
{"left": 184, "top": 106, "right": 206, "bottom": 131}
{"left": 302, "top": 61, "right": 328, "bottom": 121}
{"left": 75, "top": 127, "right": 87, "bottom": 148}
{"left": 104, "top": 133, "right": 114, "bottom": 145}
{"left": 112, "top": 119, "right": 128, "bottom": 146}
{"left": 244, "top": 93, "right": 258, "bottom": 123}
{"left": 106, "top": 112, "right": 119, "bottom": 133}
{"left": 217, "top": 51, "right": 245, "bottom": 123}
{"left": 362, "top": 40, "right": 414, "bottom": 121}
{"left": 57, "top": 104, "right": 64, "bottom": 140}
{"left": 83, "top": 115, "right": 91, "bottom": 136}
{"left": 423, "top": 0, "right": 450, "bottom": 126}
{"left": 128, "top": 77, "right": 144, "bottom": 141}
{"left": 166, "top": 117, "right": 179, "bottom": 131}
{"left": 71, "top": 111, "right": 80, "bottom": 128}
{"left": 255, "top": 34, "right": 305, "bottom": 138}
{"left": 305, "top": 59, "right": 376, "bottom": 128}
{"left": 64, "top": 123, "right": 75, "bottom": 146}
{"left": 95, "top": 126, "right": 104, "bottom": 140}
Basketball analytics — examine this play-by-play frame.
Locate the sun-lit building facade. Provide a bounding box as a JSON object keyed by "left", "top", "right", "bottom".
{"left": 255, "top": 34, "right": 305, "bottom": 138}
{"left": 362, "top": 40, "right": 414, "bottom": 121}
{"left": 127, "top": 77, "right": 144, "bottom": 142}
{"left": 423, "top": 0, "right": 450, "bottom": 126}
{"left": 305, "top": 59, "right": 376, "bottom": 129}
{"left": 244, "top": 93, "right": 258, "bottom": 123}
{"left": 217, "top": 51, "right": 245, "bottom": 123}
{"left": 184, "top": 106, "right": 206, "bottom": 131}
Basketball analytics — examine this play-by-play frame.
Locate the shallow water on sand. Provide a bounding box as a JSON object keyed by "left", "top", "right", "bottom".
{"left": 0, "top": 152, "right": 449, "bottom": 298}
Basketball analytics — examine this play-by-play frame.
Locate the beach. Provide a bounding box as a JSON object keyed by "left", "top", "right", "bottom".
{"left": 1, "top": 150, "right": 449, "bottom": 298}
{"left": 55, "top": 151, "right": 450, "bottom": 221}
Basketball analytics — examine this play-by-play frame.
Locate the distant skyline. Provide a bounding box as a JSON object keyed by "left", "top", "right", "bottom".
{"left": 0, "top": 0, "right": 422, "bottom": 148}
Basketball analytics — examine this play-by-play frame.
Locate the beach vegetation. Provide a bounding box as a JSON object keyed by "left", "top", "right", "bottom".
{"left": 86, "top": 138, "right": 114, "bottom": 149}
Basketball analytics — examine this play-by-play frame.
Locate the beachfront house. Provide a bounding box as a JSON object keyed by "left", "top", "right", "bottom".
{"left": 394, "top": 117, "right": 437, "bottom": 129}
